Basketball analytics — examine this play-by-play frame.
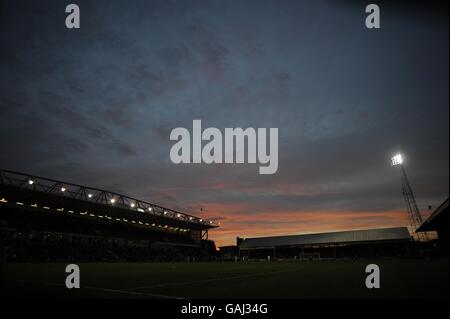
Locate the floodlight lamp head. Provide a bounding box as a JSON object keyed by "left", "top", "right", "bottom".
{"left": 391, "top": 154, "right": 403, "bottom": 166}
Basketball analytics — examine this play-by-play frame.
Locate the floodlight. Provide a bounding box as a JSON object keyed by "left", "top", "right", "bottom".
{"left": 130, "top": 203, "right": 135, "bottom": 208}
{"left": 391, "top": 154, "right": 403, "bottom": 166}
{"left": 61, "top": 187, "right": 66, "bottom": 192}
{"left": 88, "top": 193, "right": 93, "bottom": 198}
{"left": 110, "top": 198, "right": 116, "bottom": 204}
{"left": 28, "top": 180, "right": 34, "bottom": 185}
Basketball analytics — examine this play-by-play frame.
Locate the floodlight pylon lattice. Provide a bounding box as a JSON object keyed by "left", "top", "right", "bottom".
{"left": 392, "top": 154, "right": 427, "bottom": 241}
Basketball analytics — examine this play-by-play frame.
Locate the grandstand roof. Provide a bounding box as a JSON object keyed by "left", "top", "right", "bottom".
{"left": 0, "top": 169, "right": 218, "bottom": 231}
{"left": 239, "top": 227, "right": 411, "bottom": 249}
{"left": 417, "top": 198, "right": 449, "bottom": 232}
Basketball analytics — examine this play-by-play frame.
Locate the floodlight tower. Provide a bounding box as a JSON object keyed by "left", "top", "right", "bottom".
{"left": 391, "top": 154, "right": 427, "bottom": 241}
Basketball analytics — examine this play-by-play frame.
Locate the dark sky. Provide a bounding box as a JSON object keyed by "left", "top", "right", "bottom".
{"left": 0, "top": 0, "right": 448, "bottom": 246}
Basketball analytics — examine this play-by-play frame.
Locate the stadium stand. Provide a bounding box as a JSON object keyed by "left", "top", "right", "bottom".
{"left": 238, "top": 227, "right": 413, "bottom": 260}
{"left": 0, "top": 169, "right": 218, "bottom": 262}
{"left": 417, "top": 198, "right": 449, "bottom": 254}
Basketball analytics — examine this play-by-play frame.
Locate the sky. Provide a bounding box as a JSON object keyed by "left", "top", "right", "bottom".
{"left": 0, "top": 0, "right": 448, "bottom": 246}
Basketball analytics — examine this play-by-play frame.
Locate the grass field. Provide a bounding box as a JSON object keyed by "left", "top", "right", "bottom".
{"left": 1, "top": 259, "right": 448, "bottom": 299}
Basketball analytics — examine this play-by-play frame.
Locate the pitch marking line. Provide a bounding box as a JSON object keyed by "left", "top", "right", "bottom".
{"left": 9, "top": 279, "right": 185, "bottom": 299}
{"left": 130, "top": 268, "right": 297, "bottom": 290}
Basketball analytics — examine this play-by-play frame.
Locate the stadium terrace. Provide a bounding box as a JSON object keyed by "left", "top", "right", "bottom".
{"left": 0, "top": 169, "right": 218, "bottom": 258}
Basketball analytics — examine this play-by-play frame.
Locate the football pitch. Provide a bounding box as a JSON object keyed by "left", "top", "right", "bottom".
{"left": 1, "top": 259, "right": 448, "bottom": 299}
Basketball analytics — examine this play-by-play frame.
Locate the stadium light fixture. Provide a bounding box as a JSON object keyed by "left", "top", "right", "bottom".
{"left": 391, "top": 154, "right": 403, "bottom": 166}
{"left": 177, "top": 213, "right": 181, "bottom": 218}
{"left": 130, "top": 203, "right": 135, "bottom": 208}
{"left": 164, "top": 211, "right": 167, "bottom": 215}
{"left": 61, "top": 187, "right": 66, "bottom": 192}
{"left": 88, "top": 193, "right": 93, "bottom": 199}
{"left": 28, "top": 180, "right": 34, "bottom": 185}
{"left": 148, "top": 207, "right": 152, "bottom": 212}
{"left": 110, "top": 198, "right": 116, "bottom": 204}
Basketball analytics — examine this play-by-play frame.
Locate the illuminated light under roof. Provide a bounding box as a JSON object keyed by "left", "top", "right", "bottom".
{"left": 0, "top": 198, "right": 7, "bottom": 203}
{"left": 16, "top": 202, "right": 24, "bottom": 205}
{"left": 43, "top": 206, "right": 50, "bottom": 210}
{"left": 0, "top": 170, "right": 217, "bottom": 229}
